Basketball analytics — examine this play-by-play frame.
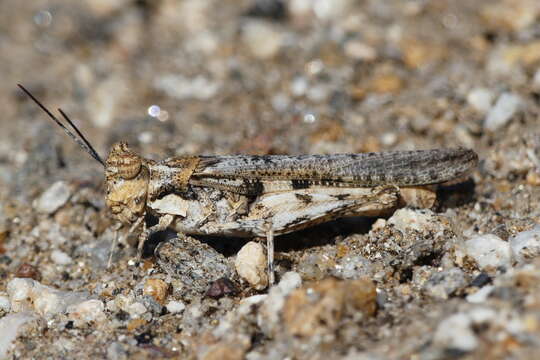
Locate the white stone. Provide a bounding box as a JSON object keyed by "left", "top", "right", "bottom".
{"left": 313, "top": 0, "right": 353, "bottom": 20}
{"left": 51, "top": 250, "right": 72, "bottom": 265}
{"left": 464, "top": 234, "right": 512, "bottom": 270}
{"left": 126, "top": 302, "right": 147, "bottom": 317}
{"left": 0, "top": 312, "right": 37, "bottom": 358}
{"left": 235, "top": 241, "right": 268, "bottom": 290}
{"left": 277, "top": 271, "right": 302, "bottom": 294}
{"left": 290, "top": 76, "right": 308, "bottom": 97}
{"left": 68, "top": 299, "right": 105, "bottom": 324}
{"left": 510, "top": 225, "right": 540, "bottom": 263}
{"left": 467, "top": 87, "right": 493, "bottom": 113}
{"left": 484, "top": 92, "right": 523, "bottom": 131}
{"left": 344, "top": 40, "right": 377, "bottom": 61}
{"left": 166, "top": 300, "right": 186, "bottom": 314}
{"left": 387, "top": 208, "right": 438, "bottom": 233}
{"left": 242, "top": 21, "right": 282, "bottom": 59}
{"left": 433, "top": 313, "right": 478, "bottom": 352}
{"left": 34, "top": 181, "right": 72, "bottom": 214}
{"left": 0, "top": 295, "right": 10, "bottom": 312}
{"left": 7, "top": 278, "right": 88, "bottom": 317}
{"left": 7, "top": 278, "right": 33, "bottom": 310}
{"left": 154, "top": 74, "right": 219, "bottom": 101}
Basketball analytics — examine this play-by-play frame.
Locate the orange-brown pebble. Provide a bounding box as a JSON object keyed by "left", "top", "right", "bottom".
{"left": 143, "top": 278, "right": 169, "bottom": 304}
{"left": 15, "top": 263, "right": 41, "bottom": 281}
{"left": 283, "top": 277, "right": 377, "bottom": 337}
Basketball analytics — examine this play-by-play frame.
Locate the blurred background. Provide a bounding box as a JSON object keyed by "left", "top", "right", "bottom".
{"left": 2, "top": 0, "right": 539, "bottom": 201}
{"left": 2, "top": 1, "right": 540, "bottom": 359}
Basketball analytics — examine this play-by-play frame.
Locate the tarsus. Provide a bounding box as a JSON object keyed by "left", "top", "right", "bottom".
{"left": 17, "top": 84, "right": 105, "bottom": 167}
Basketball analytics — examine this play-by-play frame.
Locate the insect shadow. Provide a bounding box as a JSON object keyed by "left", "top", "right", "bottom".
{"left": 142, "top": 215, "right": 378, "bottom": 259}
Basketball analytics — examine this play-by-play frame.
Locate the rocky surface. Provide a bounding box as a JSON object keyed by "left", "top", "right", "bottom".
{"left": 1, "top": 0, "right": 540, "bottom": 359}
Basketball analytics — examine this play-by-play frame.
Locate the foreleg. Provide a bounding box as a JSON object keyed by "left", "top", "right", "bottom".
{"left": 137, "top": 214, "right": 174, "bottom": 258}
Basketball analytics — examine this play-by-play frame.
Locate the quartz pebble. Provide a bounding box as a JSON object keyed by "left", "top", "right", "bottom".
{"left": 67, "top": 299, "right": 105, "bottom": 325}
{"left": 424, "top": 268, "right": 467, "bottom": 300}
{"left": 464, "top": 234, "right": 512, "bottom": 270}
{"left": 166, "top": 300, "right": 186, "bottom": 314}
{"left": 34, "top": 181, "right": 72, "bottom": 214}
{"left": 127, "top": 302, "right": 147, "bottom": 317}
{"left": 387, "top": 208, "right": 439, "bottom": 233}
{"left": 433, "top": 313, "right": 478, "bottom": 352}
{"left": 242, "top": 21, "right": 282, "bottom": 59}
{"left": 7, "top": 278, "right": 89, "bottom": 317}
{"left": 484, "top": 93, "right": 523, "bottom": 131}
{"left": 51, "top": 249, "right": 72, "bottom": 265}
{"left": 510, "top": 225, "right": 540, "bottom": 264}
{"left": 467, "top": 87, "right": 493, "bottom": 113}
{"left": 235, "top": 241, "right": 268, "bottom": 290}
{"left": 344, "top": 40, "right": 377, "bottom": 61}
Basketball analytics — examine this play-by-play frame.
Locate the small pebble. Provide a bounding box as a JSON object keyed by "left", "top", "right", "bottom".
{"left": 387, "top": 208, "right": 439, "bottom": 233}
{"left": 464, "top": 234, "right": 512, "bottom": 270}
{"left": 242, "top": 21, "right": 282, "bottom": 59}
{"left": 433, "top": 313, "right": 478, "bottom": 352}
{"left": 143, "top": 279, "right": 169, "bottom": 304}
{"left": 467, "top": 87, "right": 493, "bottom": 113}
{"left": 276, "top": 271, "right": 302, "bottom": 293}
{"left": 15, "top": 263, "right": 41, "bottom": 281}
{"left": 206, "top": 278, "right": 239, "bottom": 299}
{"left": 344, "top": 40, "right": 377, "bottom": 61}
{"left": 154, "top": 74, "right": 219, "bottom": 100}
{"left": 51, "top": 250, "right": 72, "bottom": 265}
{"left": 484, "top": 92, "right": 523, "bottom": 131}
{"left": 424, "top": 268, "right": 467, "bottom": 300}
{"left": 510, "top": 225, "right": 540, "bottom": 263}
{"left": 235, "top": 241, "right": 268, "bottom": 290}
{"left": 68, "top": 299, "right": 105, "bottom": 324}
{"left": 34, "top": 181, "right": 72, "bottom": 214}
{"left": 126, "top": 302, "right": 147, "bottom": 317}
{"left": 7, "top": 278, "right": 88, "bottom": 317}
{"left": 166, "top": 300, "right": 186, "bottom": 314}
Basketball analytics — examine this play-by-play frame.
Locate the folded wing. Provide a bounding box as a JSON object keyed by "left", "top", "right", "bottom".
{"left": 189, "top": 148, "right": 478, "bottom": 195}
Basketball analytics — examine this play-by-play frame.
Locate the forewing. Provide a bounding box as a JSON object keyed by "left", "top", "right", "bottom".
{"left": 189, "top": 148, "right": 477, "bottom": 195}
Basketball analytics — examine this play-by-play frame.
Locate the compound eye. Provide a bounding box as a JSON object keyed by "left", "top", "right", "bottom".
{"left": 118, "top": 156, "right": 141, "bottom": 179}
{"left": 107, "top": 142, "right": 142, "bottom": 179}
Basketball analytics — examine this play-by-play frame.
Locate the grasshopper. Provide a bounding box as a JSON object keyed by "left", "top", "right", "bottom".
{"left": 18, "top": 84, "right": 478, "bottom": 285}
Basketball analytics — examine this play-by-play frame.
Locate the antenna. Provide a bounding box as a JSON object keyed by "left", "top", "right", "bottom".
{"left": 17, "top": 84, "right": 105, "bottom": 167}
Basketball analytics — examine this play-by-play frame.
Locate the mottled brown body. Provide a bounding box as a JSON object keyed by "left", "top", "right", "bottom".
{"left": 18, "top": 83, "right": 479, "bottom": 286}
{"left": 103, "top": 144, "right": 477, "bottom": 244}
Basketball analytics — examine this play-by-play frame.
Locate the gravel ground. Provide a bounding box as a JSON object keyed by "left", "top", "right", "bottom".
{"left": 1, "top": 1, "right": 540, "bottom": 359}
